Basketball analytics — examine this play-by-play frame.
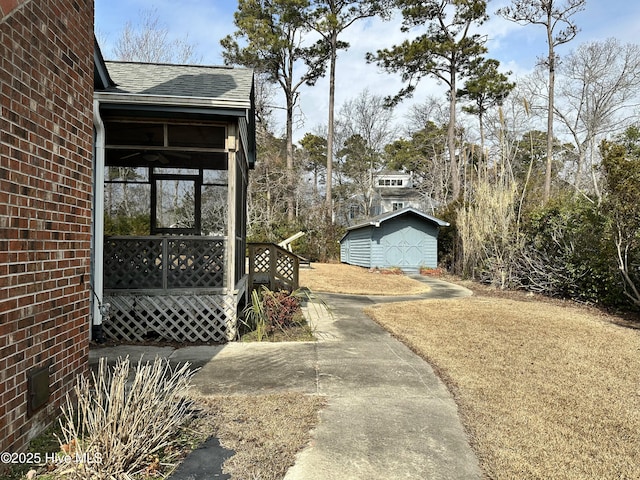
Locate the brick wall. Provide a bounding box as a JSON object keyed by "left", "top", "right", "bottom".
{"left": 0, "top": 0, "right": 94, "bottom": 454}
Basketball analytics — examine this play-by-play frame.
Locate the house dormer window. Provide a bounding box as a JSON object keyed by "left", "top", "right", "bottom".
{"left": 377, "top": 178, "right": 403, "bottom": 186}
{"left": 392, "top": 202, "right": 404, "bottom": 211}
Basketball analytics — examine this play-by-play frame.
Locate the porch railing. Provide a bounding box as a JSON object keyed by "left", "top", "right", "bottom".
{"left": 248, "top": 243, "right": 299, "bottom": 292}
{"left": 104, "top": 235, "right": 225, "bottom": 292}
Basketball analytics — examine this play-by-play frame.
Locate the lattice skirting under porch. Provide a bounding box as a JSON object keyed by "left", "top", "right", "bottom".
{"left": 102, "top": 293, "right": 239, "bottom": 343}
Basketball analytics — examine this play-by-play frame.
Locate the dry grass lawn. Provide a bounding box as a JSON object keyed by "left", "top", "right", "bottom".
{"left": 366, "top": 296, "right": 640, "bottom": 479}
{"left": 12, "top": 394, "right": 323, "bottom": 480}
{"left": 192, "top": 393, "right": 325, "bottom": 480}
{"left": 299, "top": 262, "right": 431, "bottom": 295}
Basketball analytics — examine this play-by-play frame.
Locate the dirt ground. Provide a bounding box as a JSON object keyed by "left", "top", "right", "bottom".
{"left": 295, "top": 263, "right": 640, "bottom": 480}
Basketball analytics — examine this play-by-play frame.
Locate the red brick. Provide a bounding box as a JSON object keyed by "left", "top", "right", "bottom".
{"left": 0, "top": 0, "right": 93, "bottom": 456}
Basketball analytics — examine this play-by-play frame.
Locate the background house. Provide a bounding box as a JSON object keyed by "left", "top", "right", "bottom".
{"left": 1, "top": 0, "right": 94, "bottom": 455}
{"left": 340, "top": 207, "right": 449, "bottom": 273}
{"left": 341, "top": 171, "right": 440, "bottom": 226}
{"left": 371, "top": 171, "right": 439, "bottom": 216}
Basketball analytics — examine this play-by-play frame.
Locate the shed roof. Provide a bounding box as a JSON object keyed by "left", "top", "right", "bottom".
{"left": 99, "top": 61, "right": 254, "bottom": 109}
{"left": 344, "top": 206, "right": 449, "bottom": 235}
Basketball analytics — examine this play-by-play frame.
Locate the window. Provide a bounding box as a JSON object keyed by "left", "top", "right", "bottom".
{"left": 105, "top": 121, "right": 226, "bottom": 149}
{"left": 104, "top": 166, "right": 229, "bottom": 236}
{"left": 377, "top": 178, "right": 404, "bottom": 186}
{"left": 152, "top": 175, "right": 200, "bottom": 234}
{"left": 103, "top": 119, "right": 230, "bottom": 236}
{"left": 392, "top": 202, "right": 404, "bottom": 211}
{"left": 105, "top": 122, "right": 164, "bottom": 146}
{"left": 104, "top": 166, "right": 151, "bottom": 235}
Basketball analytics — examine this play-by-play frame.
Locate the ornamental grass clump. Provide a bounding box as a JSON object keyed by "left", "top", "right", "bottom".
{"left": 58, "top": 356, "right": 196, "bottom": 479}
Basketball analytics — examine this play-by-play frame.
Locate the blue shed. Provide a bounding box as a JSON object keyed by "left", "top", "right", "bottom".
{"left": 339, "top": 207, "right": 449, "bottom": 273}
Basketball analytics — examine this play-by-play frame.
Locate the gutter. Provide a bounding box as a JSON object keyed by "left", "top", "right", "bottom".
{"left": 94, "top": 91, "right": 252, "bottom": 110}
{"left": 91, "top": 99, "right": 106, "bottom": 338}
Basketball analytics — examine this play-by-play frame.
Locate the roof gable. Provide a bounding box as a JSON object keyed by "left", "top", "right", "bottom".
{"left": 346, "top": 207, "right": 450, "bottom": 233}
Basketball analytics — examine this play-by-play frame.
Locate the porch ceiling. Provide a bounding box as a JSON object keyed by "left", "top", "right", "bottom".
{"left": 105, "top": 149, "right": 227, "bottom": 169}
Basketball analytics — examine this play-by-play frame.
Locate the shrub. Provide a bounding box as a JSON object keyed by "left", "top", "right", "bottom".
{"left": 420, "top": 267, "right": 445, "bottom": 277}
{"left": 104, "top": 213, "right": 150, "bottom": 235}
{"left": 241, "top": 287, "right": 311, "bottom": 341}
{"left": 58, "top": 356, "right": 196, "bottom": 479}
{"left": 262, "top": 289, "right": 303, "bottom": 329}
{"left": 517, "top": 196, "right": 622, "bottom": 304}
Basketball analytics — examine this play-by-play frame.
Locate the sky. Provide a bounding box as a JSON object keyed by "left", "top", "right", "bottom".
{"left": 95, "top": 0, "right": 640, "bottom": 142}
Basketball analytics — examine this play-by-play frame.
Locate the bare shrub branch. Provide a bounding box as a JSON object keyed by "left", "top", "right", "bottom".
{"left": 58, "top": 356, "right": 196, "bottom": 479}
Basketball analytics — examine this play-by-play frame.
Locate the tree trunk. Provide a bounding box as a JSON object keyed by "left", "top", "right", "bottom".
{"left": 544, "top": 21, "right": 555, "bottom": 203}
{"left": 326, "top": 36, "right": 337, "bottom": 223}
{"left": 448, "top": 69, "right": 460, "bottom": 200}
{"left": 286, "top": 65, "right": 295, "bottom": 221}
{"left": 479, "top": 109, "right": 486, "bottom": 178}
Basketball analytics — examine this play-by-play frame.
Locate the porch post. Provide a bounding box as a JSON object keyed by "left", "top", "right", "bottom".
{"left": 226, "top": 123, "right": 237, "bottom": 291}
{"left": 224, "top": 124, "right": 239, "bottom": 336}
{"left": 92, "top": 100, "right": 106, "bottom": 335}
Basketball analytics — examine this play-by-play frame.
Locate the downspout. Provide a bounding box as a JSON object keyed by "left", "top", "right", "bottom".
{"left": 91, "top": 99, "right": 106, "bottom": 341}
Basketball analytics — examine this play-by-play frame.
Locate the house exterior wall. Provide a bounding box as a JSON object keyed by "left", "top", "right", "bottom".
{"left": 0, "top": 0, "right": 94, "bottom": 454}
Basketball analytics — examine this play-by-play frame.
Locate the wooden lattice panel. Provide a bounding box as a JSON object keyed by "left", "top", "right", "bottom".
{"left": 276, "top": 255, "right": 295, "bottom": 279}
{"left": 104, "top": 237, "right": 163, "bottom": 289}
{"left": 104, "top": 236, "right": 225, "bottom": 290}
{"left": 252, "top": 245, "right": 271, "bottom": 273}
{"left": 248, "top": 243, "right": 299, "bottom": 292}
{"left": 167, "top": 238, "right": 224, "bottom": 288}
{"left": 103, "top": 293, "right": 238, "bottom": 342}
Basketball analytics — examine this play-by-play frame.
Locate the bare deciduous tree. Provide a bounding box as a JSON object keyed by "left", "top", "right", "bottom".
{"left": 498, "top": 0, "right": 586, "bottom": 203}
{"left": 337, "top": 89, "right": 397, "bottom": 154}
{"left": 114, "top": 8, "right": 201, "bottom": 64}
{"left": 333, "top": 89, "right": 397, "bottom": 217}
{"left": 554, "top": 39, "right": 640, "bottom": 201}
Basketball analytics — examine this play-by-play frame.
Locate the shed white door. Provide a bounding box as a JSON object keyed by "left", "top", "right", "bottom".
{"left": 380, "top": 224, "right": 426, "bottom": 270}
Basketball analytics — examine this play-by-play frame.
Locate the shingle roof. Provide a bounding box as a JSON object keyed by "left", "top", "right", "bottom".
{"left": 101, "top": 61, "right": 253, "bottom": 107}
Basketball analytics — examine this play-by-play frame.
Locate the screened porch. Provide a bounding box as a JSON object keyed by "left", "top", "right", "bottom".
{"left": 98, "top": 118, "right": 249, "bottom": 343}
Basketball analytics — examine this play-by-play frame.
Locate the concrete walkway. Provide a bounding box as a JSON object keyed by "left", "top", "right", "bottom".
{"left": 89, "top": 277, "right": 481, "bottom": 479}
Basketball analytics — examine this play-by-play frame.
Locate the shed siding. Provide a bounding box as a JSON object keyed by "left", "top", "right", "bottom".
{"left": 341, "top": 226, "right": 373, "bottom": 268}
{"left": 370, "top": 217, "right": 439, "bottom": 272}
{"left": 340, "top": 209, "right": 445, "bottom": 272}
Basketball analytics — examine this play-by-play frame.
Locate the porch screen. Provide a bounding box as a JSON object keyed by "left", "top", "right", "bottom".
{"left": 154, "top": 178, "right": 197, "bottom": 230}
